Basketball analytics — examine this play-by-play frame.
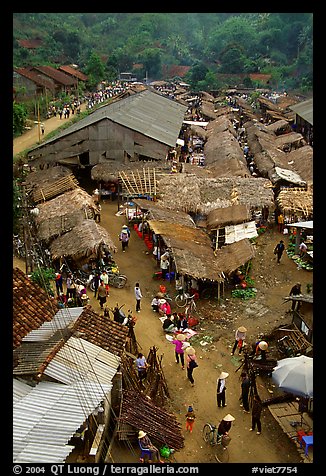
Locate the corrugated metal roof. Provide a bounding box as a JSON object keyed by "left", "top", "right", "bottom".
{"left": 13, "top": 379, "right": 34, "bottom": 404}
{"left": 44, "top": 336, "right": 120, "bottom": 385}
{"left": 22, "top": 307, "right": 84, "bottom": 342}
{"left": 29, "top": 89, "right": 187, "bottom": 151}
{"left": 13, "top": 379, "right": 110, "bottom": 463}
{"left": 289, "top": 98, "right": 313, "bottom": 125}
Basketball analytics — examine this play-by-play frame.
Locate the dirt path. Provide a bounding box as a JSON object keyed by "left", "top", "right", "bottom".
{"left": 13, "top": 203, "right": 308, "bottom": 464}
{"left": 67, "top": 202, "right": 310, "bottom": 463}
{"left": 13, "top": 103, "right": 87, "bottom": 157}
{"left": 13, "top": 119, "right": 311, "bottom": 464}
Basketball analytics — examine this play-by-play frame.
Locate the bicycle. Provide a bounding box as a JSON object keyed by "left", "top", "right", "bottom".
{"left": 108, "top": 272, "right": 128, "bottom": 288}
{"left": 202, "top": 423, "right": 230, "bottom": 463}
{"left": 175, "top": 289, "right": 197, "bottom": 308}
{"left": 89, "top": 271, "right": 127, "bottom": 290}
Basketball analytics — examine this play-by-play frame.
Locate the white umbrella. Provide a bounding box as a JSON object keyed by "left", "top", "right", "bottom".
{"left": 272, "top": 355, "right": 313, "bottom": 398}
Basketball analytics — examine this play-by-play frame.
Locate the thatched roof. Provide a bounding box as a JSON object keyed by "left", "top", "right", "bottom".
{"left": 157, "top": 175, "right": 274, "bottom": 215}
{"left": 24, "top": 165, "right": 72, "bottom": 189}
{"left": 148, "top": 220, "right": 255, "bottom": 280}
{"left": 244, "top": 121, "right": 308, "bottom": 183}
{"left": 206, "top": 204, "right": 251, "bottom": 229}
{"left": 189, "top": 124, "right": 208, "bottom": 140}
{"left": 276, "top": 187, "right": 313, "bottom": 218}
{"left": 213, "top": 239, "right": 256, "bottom": 275}
{"left": 50, "top": 220, "right": 117, "bottom": 261}
{"left": 274, "top": 132, "right": 305, "bottom": 151}
{"left": 265, "top": 119, "right": 291, "bottom": 135}
{"left": 204, "top": 129, "right": 248, "bottom": 177}
{"left": 287, "top": 145, "right": 313, "bottom": 186}
{"left": 25, "top": 166, "right": 78, "bottom": 202}
{"left": 200, "top": 100, "right": 217, "bottom": 120}
{"left": 91, "top": 162, "right": 170, "bottom": 182}
{"left": 132, "top": 199, "right": 196, "bottom": 227}
{"left": 35, "top": 188, "right": 98, "bottom": 242}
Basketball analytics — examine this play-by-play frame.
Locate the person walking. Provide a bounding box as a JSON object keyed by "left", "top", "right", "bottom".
{"left": 274, "top": 239, "right": 285, "bottom": 264}
{"left": 100, "top": 270, "right": 109, "bottom": 285}
{"left": 135, "top": 352, "right": 148, "bottom": 384}
{"left": 119, "top": 225, "right": 130, "bottom": 252}
{"left": 216, "top": 371, "right": 229, "bottom": 408}
{"left": 277, "top": 212, "right": 284, "bottom": 233}
{"left": 92, "top": 270, "right": 101, "bottom": 298}
{"left": 66, "top": 273, "right": 74, "bottom": 299}
{"left": 185, "top": 346, "right": 198, "bottom": 387}
{"left": 249, "top": 394, "right": 263, "bottom": 435}
{"left": 240, "top": 371, "right": 251, "bottom": 413}
{"left": 97, "top": 280, "right": 108, "bottom": 310}
{"left": 134, "top": 282, "right": 143, "bottom": 312}
{"left": 55, "top": 272, "right": 63, "bottom": 295}
{"left": 185, "top": 405, "right": 196, "bottom": 433}
{"left": 231, "top": 326, "right": 247, "bottom": 355}
{"left": 171, "top": 333, "right": 186, "bottom": 369}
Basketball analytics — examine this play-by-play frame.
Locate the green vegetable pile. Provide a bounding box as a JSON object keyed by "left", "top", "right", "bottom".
{"left": 231, "top": 288, "right": 257, "bottom": 300}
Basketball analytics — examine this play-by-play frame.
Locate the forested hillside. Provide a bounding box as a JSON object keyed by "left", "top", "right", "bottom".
{"left": 13, "top": 12, "right": 312, "bottom": 92}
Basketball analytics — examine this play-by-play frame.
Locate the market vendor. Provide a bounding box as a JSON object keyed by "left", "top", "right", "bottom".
{"left": 254, "top": 340, "right": 268, "bottom": 361}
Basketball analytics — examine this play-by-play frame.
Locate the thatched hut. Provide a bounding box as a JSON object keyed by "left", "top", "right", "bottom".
{"left": 24, "top": 165, "right": 78, "bottom": 203}
{"left": 204, "top": 129, "right": 248, "bottom": 177}
{"left": 156, "top": 175, "right": 275, "bottom": 216}
{"left": 276, "top": 187, "right": 313, "bottom": 221}
{"left": 91, "top": 162, "right": 170, "bottom": 199}
{"left": 35, "top": 188, "right": 98, "bottom": 242}
{"left": 274, "top": 132, "right": 306, "bottom": 151}
{"left": 286, "top": 145, "right": 313, "bottom": 186}
{"left": 244, "top": 121, "right": 308, "bottom": 185}
{"left": 132, "top": 199, "right": 196, "bottom": 228}
{"left": 200, "top": 100, "right": 217, "bottom": 121}
{"left": 147, "top": 219, "right": 255, "bottom": 298}
{"left": 265, "top": 119, "right": 291, "bottom": 135}
{"left": 206, "top": 204, "right": 251, "bottom": 229}
{"left": 50, "top": 219, "right": 117, "bottom": 265}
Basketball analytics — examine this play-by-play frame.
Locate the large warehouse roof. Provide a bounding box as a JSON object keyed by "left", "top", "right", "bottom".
{"left": 29, "top": 89, "right": 187, "bottom": 152}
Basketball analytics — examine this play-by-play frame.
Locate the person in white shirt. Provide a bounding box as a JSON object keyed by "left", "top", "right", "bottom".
{"left": 134, "top": 282, "right": 143, "bottom": 312}
{"left": 216, "top": 371, "right": 229, "bottom": 408}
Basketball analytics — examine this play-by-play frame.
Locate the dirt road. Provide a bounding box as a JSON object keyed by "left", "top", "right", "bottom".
{"left": 13, "top": 103, "right": 87, "bottom": 157}
{"left": 14, "top": 199, "right": 310, "bottom": 464}
{"left": 13, "top": 115, "right": 311, "bottom": 464}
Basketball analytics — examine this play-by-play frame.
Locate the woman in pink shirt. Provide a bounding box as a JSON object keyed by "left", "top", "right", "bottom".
{"left": 171, "top": 333, "right": 186, "bottom": 369}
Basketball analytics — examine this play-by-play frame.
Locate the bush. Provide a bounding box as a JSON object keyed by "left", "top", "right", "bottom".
{"left": 30, "top": 268, "right": 56, "bottom": 296}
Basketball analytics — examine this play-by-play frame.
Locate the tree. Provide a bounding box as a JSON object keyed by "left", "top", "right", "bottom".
{"left": 138, "top": 48, "right": 162, "bottom": 78}
{"left": 13, "top": 102, "right": 27, "bottom": 136}
{"left": 219, "top": 47, "right": 246, "bottom": 74}
{"left": 85, "top": 52, "right": 105, "bottom": 89}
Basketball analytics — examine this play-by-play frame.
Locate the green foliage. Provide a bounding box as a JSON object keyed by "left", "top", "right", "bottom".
{"left": 13, "top": 13, "right": 312, "bottom": 92}
{"left": 30, "top": 267, "right": 56, "bottom": 296}
{"left": 85, "top": 52, "right": 106, "bottom": 88}
{"left": 231, "top": 288, "right": 257, "bottom": 300}
{"left": 13, "top": 102, "right": 28, "bottom": 136}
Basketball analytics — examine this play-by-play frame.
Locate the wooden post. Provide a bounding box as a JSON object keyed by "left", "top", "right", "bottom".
{"left": 37, "top": 101, "right": 41, "bottom": 143}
